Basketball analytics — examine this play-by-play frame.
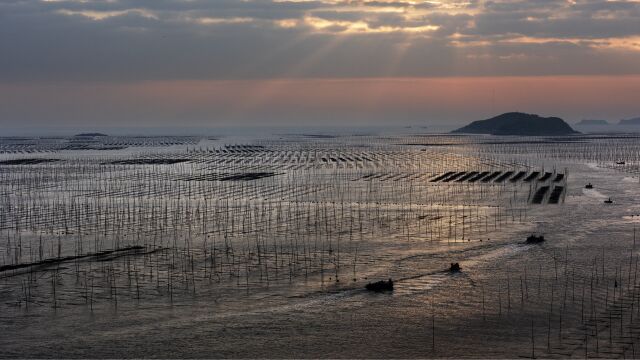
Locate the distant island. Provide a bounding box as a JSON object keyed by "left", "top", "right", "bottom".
{"left": 618, "top": 117, "right": 640, "bottom": 125}
{"left": 74, "top": 132, "right": 108, "bottom": 137}
{"left": 452, "top": 112, "right": 579, "bottom": 136}
{"left": 576, "top": 119, "right": 609, "bottom": 126}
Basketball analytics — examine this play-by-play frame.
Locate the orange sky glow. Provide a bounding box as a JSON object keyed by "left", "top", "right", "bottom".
{"left": 2, "top": 76, "right": 639, "bottom": 128}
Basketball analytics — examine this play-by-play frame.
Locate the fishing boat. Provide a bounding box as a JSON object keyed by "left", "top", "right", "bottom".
{"left": 585, "top": 183, "right": 593, "bottom": 189}
{"left": 526, "top": 235, "right": 545, "bottom": 244}
{"left": 365, "top": 279, "right": 394, "bottom": 292}
{"left": 604, "top": 198, "right": 613, "bottom": 204}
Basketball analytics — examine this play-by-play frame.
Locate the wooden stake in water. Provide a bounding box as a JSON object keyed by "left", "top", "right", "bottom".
{"left": 531, "top": 318, "right": 535, "bottom": 359}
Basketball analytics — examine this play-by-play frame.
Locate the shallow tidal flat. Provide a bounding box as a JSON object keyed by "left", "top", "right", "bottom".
{"left": 1, "top": 132, "right": 640, "bottom": 357}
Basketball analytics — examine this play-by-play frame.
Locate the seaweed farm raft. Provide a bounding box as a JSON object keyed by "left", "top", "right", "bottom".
{"left": 1, "top": 132, "right": 640, "bottom": 358}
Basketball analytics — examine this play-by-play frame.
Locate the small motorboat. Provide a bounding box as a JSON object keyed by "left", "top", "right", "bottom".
{"left": 585, "top": 183, "right": 593, "bottom": 189}
{"left": 616, "top": 161, "right": 626, "bottom": 165}
{"left": 604, "top": 198, "right": 613, "bottom": 204}
{"left": 365, "top": 279, "right": 394, "bottom": 292}
{"left": 449, "top": 263, "right": 461, "bottom": 272}
{"left": 526, "top": 235, "right": 545, "bottom": 244}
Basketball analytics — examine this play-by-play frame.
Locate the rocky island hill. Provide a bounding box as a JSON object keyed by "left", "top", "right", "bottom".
{"left": 618, "top": 117, "right": 640, "bottom": 125}
{"left": 452, "top": 112, "right": 579, "bottom": 136}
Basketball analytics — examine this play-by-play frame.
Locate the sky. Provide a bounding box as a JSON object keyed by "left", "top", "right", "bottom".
{"left": 1, "top": 0, "right": 640, "bottom": 131}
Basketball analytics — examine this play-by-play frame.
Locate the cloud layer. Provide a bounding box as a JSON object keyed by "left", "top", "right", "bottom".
{"left": 2, "top": 0, "right": 640, "bottom": 81}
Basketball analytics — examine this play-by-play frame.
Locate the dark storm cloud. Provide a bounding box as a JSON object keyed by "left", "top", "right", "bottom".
{"left": 0, "top": 0, "right": 640, "bottom": 82}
